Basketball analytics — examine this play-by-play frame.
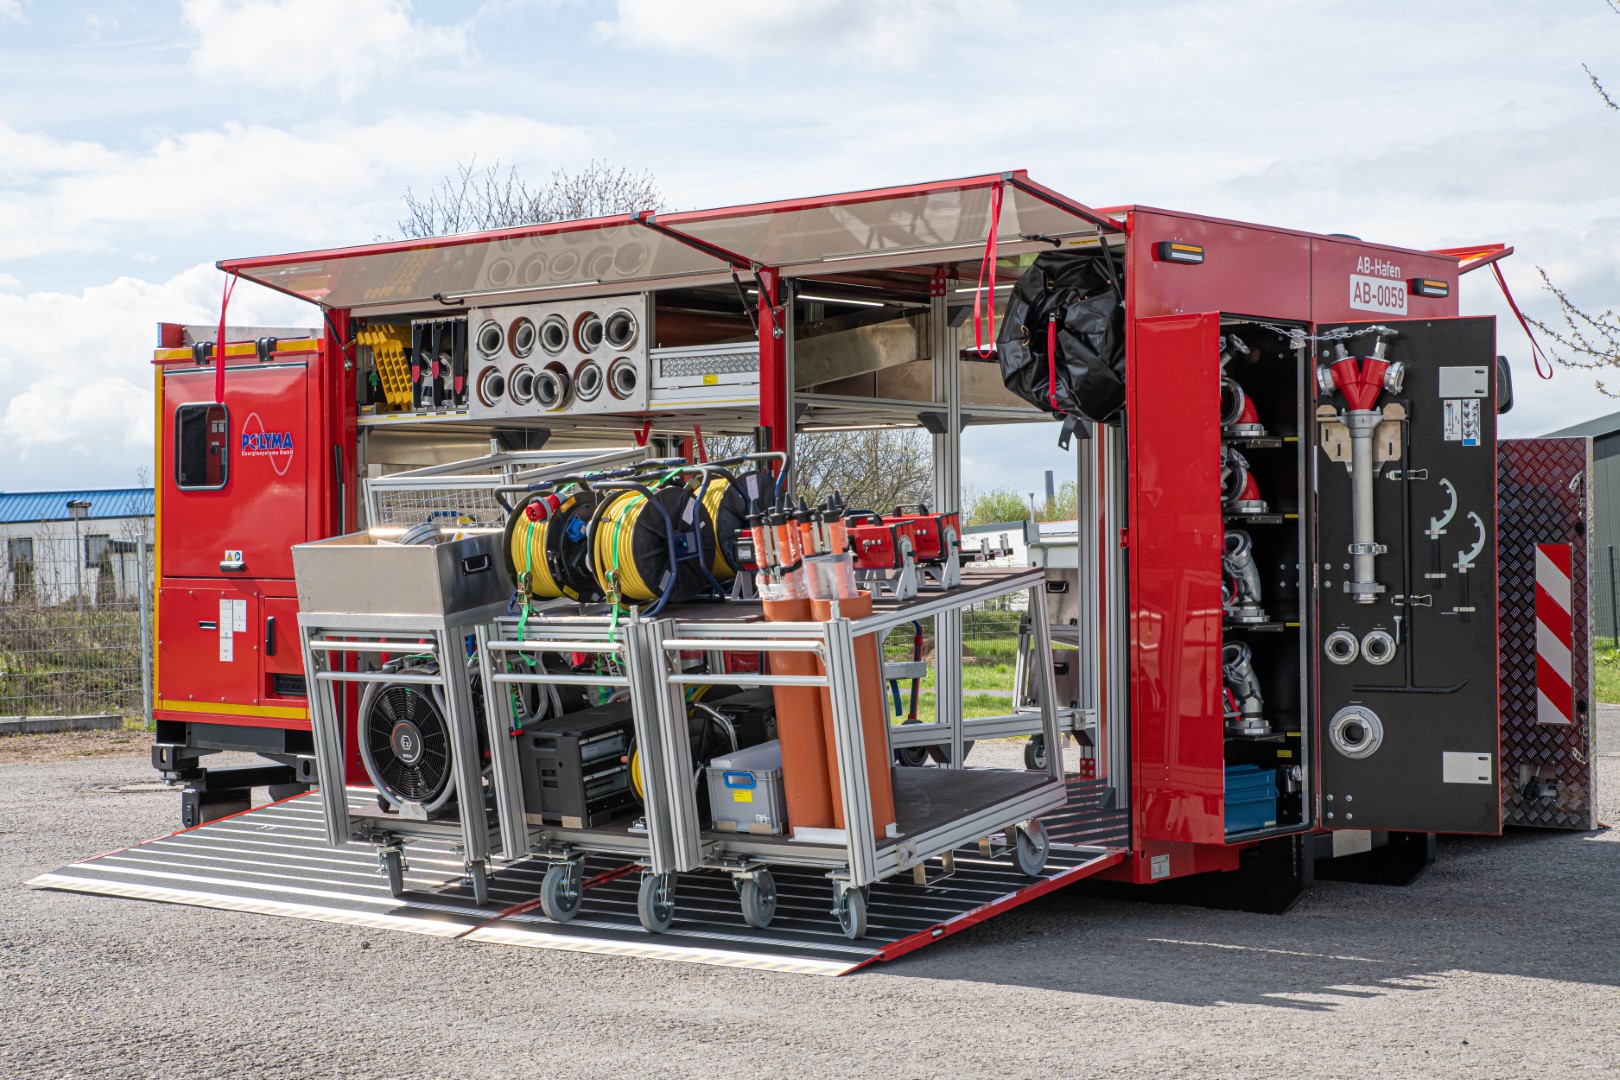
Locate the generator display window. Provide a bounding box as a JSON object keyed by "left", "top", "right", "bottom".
{"left": 175, "top": 403, "right": 229, "bottom": 490}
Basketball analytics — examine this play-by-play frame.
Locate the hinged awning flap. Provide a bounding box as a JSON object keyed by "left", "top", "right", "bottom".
{"left": 219, "top": 215, "right": 735, "bottom": 311}
{"left": 220, "top": 171, "right": 1123, "bottom": 311}
{"left": 654, "top": 171, "right": 1120, "bottom": 272}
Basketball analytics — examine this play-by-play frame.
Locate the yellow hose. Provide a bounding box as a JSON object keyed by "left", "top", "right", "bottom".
{"left": 592, "top": 490, "right": 657, "bottom": 602}
{"left": 508, "top": 504, "right": 566, "bottom": 598}
{"left": 701, "top": 478, "right": 736, "bottom": 580}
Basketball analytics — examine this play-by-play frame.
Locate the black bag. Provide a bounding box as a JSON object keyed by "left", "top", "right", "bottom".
{"left": 996, "top": 247, "right": 1126, "bottom": 425}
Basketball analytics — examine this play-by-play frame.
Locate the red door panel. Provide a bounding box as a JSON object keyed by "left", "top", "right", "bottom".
{"left": 157, "top": 584, "right": 262, "bottom": 708}
{"left": 1129, "top": 312, "right": 1226, "bottom": 845}
{"left": 161, "top": 359, "right": 312, "bottom": 581}
{"left": 261, "top": 595, "right": 308, "bottom": 703}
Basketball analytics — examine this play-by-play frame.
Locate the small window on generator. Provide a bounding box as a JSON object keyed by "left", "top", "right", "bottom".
{"left": 175, "top": 403, "right": 230, "bottom": 490}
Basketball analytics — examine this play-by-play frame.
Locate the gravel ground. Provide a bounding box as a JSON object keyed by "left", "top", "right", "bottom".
{"left": 2, "top": 718, "right": 1618, "bottom": 1079}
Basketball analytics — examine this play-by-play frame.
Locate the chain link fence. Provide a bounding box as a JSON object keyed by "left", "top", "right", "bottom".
{"left": 0, "top": 523, "right": 152, "bottom": 722}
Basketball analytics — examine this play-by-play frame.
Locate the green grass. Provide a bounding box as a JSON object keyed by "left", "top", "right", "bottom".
{"left": 1596, "top": 638, "right": 1620, "bottom": 704}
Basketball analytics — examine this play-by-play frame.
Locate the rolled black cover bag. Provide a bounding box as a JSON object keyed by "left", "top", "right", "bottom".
{"left": 996, "top": 248, "right": 1126, "bottom": 424}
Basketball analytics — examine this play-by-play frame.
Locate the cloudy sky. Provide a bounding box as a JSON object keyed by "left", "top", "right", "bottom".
{"left": 1, "top": 0, "right": 1617, "bottom": 498}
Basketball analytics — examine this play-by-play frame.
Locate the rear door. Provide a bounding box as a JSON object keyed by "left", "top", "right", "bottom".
{"left": 1315, "top": 317, "right": 1501, "bottom": 834}
{"left": 1129, "top": 312, "right": 1226, "bottom": 845}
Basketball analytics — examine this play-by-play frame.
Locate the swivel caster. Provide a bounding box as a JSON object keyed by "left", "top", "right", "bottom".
{"left": 1012, "top": 819, "right": 1051, "bottom": 878}
{"left": 637, "top": 872, "right": 677, "bottom": 934}
{"left": 540, "top": 862, "right": 584, "bottom": 923}
{"left": 377, "top": 845, "right": 407, "bottom": 899}
{"left": 738, "top": 870, "right": 777, "bottom": 930}
{"left": 832, "top": 883, "right": 868, "bottom": 940}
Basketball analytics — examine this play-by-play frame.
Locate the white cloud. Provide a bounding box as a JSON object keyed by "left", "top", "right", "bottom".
{"left": 0, "top": 264, "right": 314, "bottom": 486}
{"left": 593, "top": 0, "right": 1016, "bottom": 65}
{"left": 181, "top": 0, "right": 469, "bottom": 99}
{"left": 0, "top": 1, "right": 24, "bottom": 22}
{"left": 0, "top": 112, "right": 594, "bottom": 260}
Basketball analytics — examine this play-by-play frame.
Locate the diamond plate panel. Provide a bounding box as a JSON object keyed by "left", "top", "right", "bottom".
{"left": 1498, "top": 437, "right": 1597, "bottom": 829}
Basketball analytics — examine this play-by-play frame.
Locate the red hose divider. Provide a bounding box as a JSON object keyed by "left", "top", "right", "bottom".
{"left": 1490, "top": 262, "right": 1553, "bottom": 380}
{"left": 214, "top": 271, "right": 238, "bottom": 404}
{"left": 972, "top": 182, "right": 1005, "bottom": 359}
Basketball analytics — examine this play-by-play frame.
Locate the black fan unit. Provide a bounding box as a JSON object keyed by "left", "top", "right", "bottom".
{"left": 360, "top": 683, "right": 457, "bottom": 814}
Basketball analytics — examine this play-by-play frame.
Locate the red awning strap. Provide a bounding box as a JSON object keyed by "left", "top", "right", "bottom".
{"left": 1490, "top": 262, "right": 1553, "bottom": 381}
{"left": 214, "top": 271, "right": 238, "bottom": 404}
{"left": 972, "top": 182, "right": 1005, "bottom": 359}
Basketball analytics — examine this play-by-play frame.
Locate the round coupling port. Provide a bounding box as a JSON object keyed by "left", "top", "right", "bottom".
{"left": 1361, "top": 629, "right": 1396, "bottom": 666}
{"left": 1382, "top": 361, "right": 1406, "bottom": 394}
{"left": 1329, "top": 705, "right": 1384, "bottom": 760}
{"left": 476, "top": 320, "right": 504, "bottom": 358}
{"left": 575, "top": 311, "right": 604, "bottom": 352}
{"left": 508, "top": 317, "right": 537, "bottom": 359}
{"left": 604, "top": 308, "right": 638, "bottom": 350}
{"left": 508, "top": 364, "right": 536, "bottom": 406}
{"left": 608, "top": 357, "right": 638, "bottom": 399}
{"left": 475, "top": 365, "right": 505, "bottom": 408}
{"left": 574, "top": 360, "right": 603, "bottom": 402}
{"left": 1316, "top": 366, "right": 1337, "bottom": 395}
{"left": 539, "top": 315, "right": 569, "bottom": 355}
{"left": 1324, "top": 629, "right": 1359, "bottom": 665}
{"left": 536, "top": 363, "right": 571, "bottom": 411}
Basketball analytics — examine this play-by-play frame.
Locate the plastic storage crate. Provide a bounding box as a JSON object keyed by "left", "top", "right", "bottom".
{"left": 706, "top": 740, "right": 788, "bottom": 835}
{"left": 1224, "top": 764, "right": 1279, "bottom": 834}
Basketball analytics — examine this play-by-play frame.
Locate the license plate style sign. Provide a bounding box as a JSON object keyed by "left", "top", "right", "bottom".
{"left": 1350, "top": 273, "right": 1407, "bottom": 315}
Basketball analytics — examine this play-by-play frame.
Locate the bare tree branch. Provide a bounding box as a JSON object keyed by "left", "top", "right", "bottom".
{"left": 1585, "top": 62, "right": 1620, "bottom": 111}
{"left": 395, "top": 159, "right": 665, "bottom": 239}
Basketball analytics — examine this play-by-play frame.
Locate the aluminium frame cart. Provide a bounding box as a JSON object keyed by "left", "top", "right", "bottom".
{"left": 475, "top": 609, "right": 688, "bottom": 926}
{"left": 294, "top": 524, "right": 520, "bottom": 906}
{"left": 654, "top": 566, "right": 1072, "bottom": 938}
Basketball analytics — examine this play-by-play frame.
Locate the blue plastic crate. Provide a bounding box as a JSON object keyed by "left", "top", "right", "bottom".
{"left": 1225, "top": 764, "right": 1279, "bottom": 834}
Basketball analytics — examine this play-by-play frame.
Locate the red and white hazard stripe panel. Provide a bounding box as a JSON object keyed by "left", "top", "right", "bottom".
{"left": 1535, "top": 543, "right": 1574, "bottom": 726}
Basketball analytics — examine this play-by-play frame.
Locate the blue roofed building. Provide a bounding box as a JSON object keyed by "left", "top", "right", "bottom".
{"left": 0, "top": 487, "right": 154, "bottom": 605}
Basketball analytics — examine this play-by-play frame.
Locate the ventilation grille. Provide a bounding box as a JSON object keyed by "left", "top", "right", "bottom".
{"left": 657, "top": 350, "right": 758, "bottom": 379}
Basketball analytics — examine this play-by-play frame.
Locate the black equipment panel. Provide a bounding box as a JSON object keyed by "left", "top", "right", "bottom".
{"left": 1315, "top": 317, "right": 1501, "bottom": 835}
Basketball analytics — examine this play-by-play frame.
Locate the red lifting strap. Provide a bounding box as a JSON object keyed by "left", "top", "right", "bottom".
{"left": 1489, "top": 262, "right": 1554, "bottom": 380}
{"left": 214, "top": 271, "right": 238, "bottom": 405}
{"left": 972, "top": 182, "right": 1005, "bottom": 359}
{"left": 1046, "top": 315, "right": 1061, "bottom": 415}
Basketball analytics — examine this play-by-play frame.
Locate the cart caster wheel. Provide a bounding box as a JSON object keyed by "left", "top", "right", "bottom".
{"left": 833, "top": 885, "right": 868, "bottom": 940}
{"left": 739, "top": 871, "right": 777, "bottom": 930}
{"left": 636, "top": 872, "right": 676, "bottom": 934}
{"left": 1013, "top": 819, "right": 1051, "bottom": 878}
{"left": 894, "top": 718, "right": 931, "bottom": 767}
{"left": 926, "top": 740, "right": 974, "bottom": 766}
{"left": 1024, "top": 735, "right": 1048, "bottom": 771}
{"left": 380, "top": 848, "right": 405, "bottom": 899}
{"left": 540, "top": 863, "right": 583, "bottom": 924}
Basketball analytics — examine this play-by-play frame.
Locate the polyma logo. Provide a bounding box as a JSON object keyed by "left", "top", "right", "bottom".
{"left": 240, "top": 412, "right": 296, "bottom": 477}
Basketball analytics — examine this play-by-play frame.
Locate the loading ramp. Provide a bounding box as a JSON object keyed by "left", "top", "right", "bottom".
{"left": 30, "top": 788, "right": 1125, "bottom": 976}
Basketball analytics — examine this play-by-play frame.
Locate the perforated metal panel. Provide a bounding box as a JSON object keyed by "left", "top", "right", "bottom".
{"left": 1498, "top": 437, "right": 1597, "bottom": 830}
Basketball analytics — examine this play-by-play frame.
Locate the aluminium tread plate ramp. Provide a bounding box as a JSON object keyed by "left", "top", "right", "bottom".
{"left": 29, "top": 790, "right": 1123, "bottom": 976}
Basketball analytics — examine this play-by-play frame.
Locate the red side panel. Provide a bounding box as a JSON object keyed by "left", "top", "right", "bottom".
{"left": 1127, "top": 210, "right": 1312, "bottom": 321}
{"left": 1129, "top": 312, "right": 1226, "bottom": 846}
{"left": 156, "top": 583, "right": 262, "bottom": 708}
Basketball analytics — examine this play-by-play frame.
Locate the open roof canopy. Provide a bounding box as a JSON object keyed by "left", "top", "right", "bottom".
{"left": 219, "top": 171, "right": 1122, "bottom": 313}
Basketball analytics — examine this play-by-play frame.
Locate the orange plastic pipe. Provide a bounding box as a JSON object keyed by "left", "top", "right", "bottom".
{"left": 810, "top": 591, "right": 897, "bottom": 841}
{"left": 762, "top": 596, "right": 836, "bottom": 832}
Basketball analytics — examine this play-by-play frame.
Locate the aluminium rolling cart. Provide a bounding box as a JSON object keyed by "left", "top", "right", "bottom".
{"left": 295, "top": 529, "right": 511, "bottom": 904}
